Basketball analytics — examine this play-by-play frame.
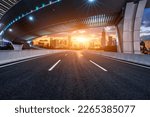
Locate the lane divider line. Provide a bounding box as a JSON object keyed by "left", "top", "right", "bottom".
{"left": 90, "top": 60, "right": 108, "bottom": 72}
{"left": 48, "top": 60, "right": 61, "bottom": 71}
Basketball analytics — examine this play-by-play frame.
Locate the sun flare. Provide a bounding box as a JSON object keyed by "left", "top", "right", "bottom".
{"left": 75, "top": 36, "right": 89, "bottom": 43}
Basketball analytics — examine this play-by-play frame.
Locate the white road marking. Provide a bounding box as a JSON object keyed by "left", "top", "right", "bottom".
{"left": 90, "top": 60, "right": 108, "bottom": 72}
{"left": 48, "top": 60, "right": 61, "bottom": 71}
{"left": 0, "top": 57, "right": 41, "bottom": 68}
{"left": 77, "top": 52, "right": 83, "bottom": 58}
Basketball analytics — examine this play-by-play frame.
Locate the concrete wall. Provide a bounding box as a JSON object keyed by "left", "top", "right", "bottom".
{"left": 0, "top": 50, "right": 67, "bottom": 65}
{"left": 88, "top": 51, "right": 150, "bottom": 66}
{"left": 123, "top": 2, "right": 137, "bottom": 54}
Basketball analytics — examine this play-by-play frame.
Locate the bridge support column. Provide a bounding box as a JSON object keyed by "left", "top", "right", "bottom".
{"left": 133, "top": 0, "right": 147, "bottom": 54}
{"left": 123, "top": 2, "right": 137, "bottom": 54}
{"left": 122, "top": 0, "right": 147, "bottom": 54}
{"left": 116, "top": 19, "right": 124, "bottom": 53}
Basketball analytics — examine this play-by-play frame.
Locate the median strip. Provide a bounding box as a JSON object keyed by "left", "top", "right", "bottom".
{"left": 48, "top": 60, "right": 61, "bottom": 71}
{"left": 90, "top": 60, "right": 108, "bottom": 72}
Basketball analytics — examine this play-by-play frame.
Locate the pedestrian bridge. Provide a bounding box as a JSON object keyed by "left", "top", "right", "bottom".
{"left": 0, "top": 0, "right": 150, "bottom": 54}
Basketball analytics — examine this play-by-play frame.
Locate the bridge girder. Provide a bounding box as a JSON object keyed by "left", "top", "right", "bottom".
{"left": 0, "top": 0, "right": 149, "bottom": 46}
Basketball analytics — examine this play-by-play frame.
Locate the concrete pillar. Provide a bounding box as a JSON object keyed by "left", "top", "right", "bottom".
{"left": 116, "top": 26, "right": 122, "bottom": 52}
{"left": 122, "top": 0, "right": 147, "bottom": 54}
{"left": 133, "top": 0, "right": 147, "bottom": 54}
{"left": 116, "top": 19, "right": 124, "bottom": 53}
{"left": 123, "top": 2, "right": 137, "bottom": 54}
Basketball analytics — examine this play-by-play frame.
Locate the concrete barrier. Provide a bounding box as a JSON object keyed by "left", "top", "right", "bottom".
{"left": 0, "top": 50, "right": 67, "bottom": 65}
{"left": 12, "top": 44, "right": 23, "bottom": 51}
{"left": 88, "top": 51, "right": 150, "bottom": 66}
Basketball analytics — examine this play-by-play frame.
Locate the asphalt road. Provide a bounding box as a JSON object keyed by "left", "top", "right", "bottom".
{"left": 0, "top": 51, "right": 150, "bottom": 100}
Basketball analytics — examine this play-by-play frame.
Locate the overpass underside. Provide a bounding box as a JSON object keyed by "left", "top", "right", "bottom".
{"left": 31, "top": 13, "right": 119, "bottom": 36}
{"left": 21, "top": 0, "right": 148, "bottom": 54}
{"left": 0, "top": 0, "right": 149, "bottom": 54}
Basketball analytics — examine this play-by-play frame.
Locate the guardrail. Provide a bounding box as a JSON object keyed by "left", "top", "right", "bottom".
{"left": 0, "top": 50, "right": 67, "bottom": 65}
{"left": 88, "top": 51, "right": 150, "bottom": 66}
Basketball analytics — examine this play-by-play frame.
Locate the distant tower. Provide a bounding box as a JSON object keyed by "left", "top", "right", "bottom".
{"left": 101, "top": 28, "right": 106, "bottom": 48}
{"left": 50, "top": 38, "right": 53, "bottom": 48}
{"left": 108, "top": 36, "right": 113, "bottom": 46}
{"left": 50, "top": 38, "right": 56, "bottom": 49}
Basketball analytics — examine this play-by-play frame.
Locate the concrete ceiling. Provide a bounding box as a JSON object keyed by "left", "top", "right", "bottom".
{"left": 0, "top": 0, "right": 149, "bottom": 43}
{"left": 0, "top": 0, "right": 20, "bottom": 19}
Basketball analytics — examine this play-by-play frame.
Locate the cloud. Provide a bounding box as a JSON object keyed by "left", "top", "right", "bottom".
{"left": 141, "top": 25, "right": 150, "bottom": 32}
{"left": 105, "top": 26, "right": 116, "bottom": 32}
{"left": 141, "top": 8, "right": 150, "bottom": 27}
{"left": 140, "top": 8, "right": 150, "bottom": 40}
{"left": 141, "top": 21, "right": 150, "bottom": 27}
{"left": 141, "top": 35, "right": 150, "bottom": 40}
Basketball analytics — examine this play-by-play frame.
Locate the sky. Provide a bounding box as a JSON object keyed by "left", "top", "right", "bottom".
{"left": 50, "top": 26, "right": 116, "bottom": 42}
{"left": 140, "top": 8, "right": 150, "bottom": 40}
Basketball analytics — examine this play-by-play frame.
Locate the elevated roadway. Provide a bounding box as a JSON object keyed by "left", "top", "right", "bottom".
{"left": 0, "top": 0, "right": 149, "bottom": 42}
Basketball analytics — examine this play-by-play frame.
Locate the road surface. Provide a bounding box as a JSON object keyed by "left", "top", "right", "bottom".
{"left": 0, "top": 51, "right": 150, "bottom": 100}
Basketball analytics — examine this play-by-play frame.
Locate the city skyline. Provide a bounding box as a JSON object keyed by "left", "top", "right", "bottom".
{"left": 33, "top": 27, "right": 117, "bottom": 49}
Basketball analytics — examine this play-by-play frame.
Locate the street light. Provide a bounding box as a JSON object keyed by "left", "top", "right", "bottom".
{"left": 88, "top": 0, "right": 96, "bottom": 3}
{"left": 8, "top": 28, "right": 13, "bottom": 32}
{"left": 28, "top": 16, "right": 34, "bottom": 22}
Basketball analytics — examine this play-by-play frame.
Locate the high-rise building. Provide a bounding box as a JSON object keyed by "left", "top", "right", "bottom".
{"left": 101, "top": 28, "right": 106, "bottom": 48}
{"left": 108, "top": 36, "right": 113, "bottom": 46}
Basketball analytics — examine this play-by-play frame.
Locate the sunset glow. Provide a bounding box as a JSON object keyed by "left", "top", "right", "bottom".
{"left": 74, "top": 36, "right": 89, "bottom": 43}
{"left": 33, "top": 27, "right": 117, "bottom": 49}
